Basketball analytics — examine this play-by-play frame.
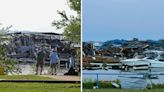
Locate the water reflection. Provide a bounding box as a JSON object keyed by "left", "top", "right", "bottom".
{"left": 9, "top": 63, "right": 68, "bottom": 75}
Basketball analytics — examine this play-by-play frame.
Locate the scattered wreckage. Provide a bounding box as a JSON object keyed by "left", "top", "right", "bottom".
{"left": 83, "top": 39, "right": 164, "bottom": 70}
{"left": 2, "top": 32, "right": 79, "bottom": 72}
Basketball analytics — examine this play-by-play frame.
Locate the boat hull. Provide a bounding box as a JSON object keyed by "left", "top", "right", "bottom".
{"left": 149, "top": 61, "right": 164, "bottom": 68}
{"left": 121, "top": 59, "right": 149, "bottom": 67}
{"left": 121, "top": 59, "right": 164, "bottom": 68}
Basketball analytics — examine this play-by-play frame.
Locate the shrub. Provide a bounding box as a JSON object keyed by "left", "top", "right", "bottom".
{"left": 152, "top": 83, "right": 164, "bottom": 89}
{"left": 83, "top": 79, "right": 120, "bottom": 89}
{"left": 0, "top": 45, "right": 21, "bottom": 74}
{"left": 83, "top": 79, "right": 96, "bottom": 89}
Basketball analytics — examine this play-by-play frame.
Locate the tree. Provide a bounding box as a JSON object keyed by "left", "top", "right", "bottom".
{"left": 52, "top": 0, "right": 81, "bottom": 74}
{"left": 159, "top": 39, "right": 164, "bottom": 42}
{"left": 0, "top": 24, "right": 12, "bottom": 47}
{"left": 52, "top": 0, "right": 81, "bottom": 43}
{"left": 0, "top": 45, "right": 20, "bottom": 74}
{"left": 0, "top": 26, "right": 20, "bottom": 74}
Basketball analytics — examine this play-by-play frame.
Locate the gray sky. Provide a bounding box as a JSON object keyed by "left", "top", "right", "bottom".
{"left": 83, "top": 0, "right": 164, "bottom": 41}
{"left": 0, "top": 0, "right": 75, "bottom": 33}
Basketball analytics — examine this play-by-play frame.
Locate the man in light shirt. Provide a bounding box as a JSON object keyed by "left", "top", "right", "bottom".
{"left": 49, "top": 47, "right": 59, "bottom": 75}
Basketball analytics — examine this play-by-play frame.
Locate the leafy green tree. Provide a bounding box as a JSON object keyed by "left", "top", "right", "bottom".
{"left": 0, "top": 26, "right": 20, "bottom": 74}
{"left": 0, "top": 45, "right": 20, "bottom": 74}
{"left": 52, "top": 0, "right": 81, "bottom": 43}
{"left": 52, "top": 0, "right": 81, "bottom": 74}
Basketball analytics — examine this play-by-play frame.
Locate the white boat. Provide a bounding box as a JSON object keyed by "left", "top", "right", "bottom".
{"left": 120, "top": 50, "right": 164, "bottom": 68}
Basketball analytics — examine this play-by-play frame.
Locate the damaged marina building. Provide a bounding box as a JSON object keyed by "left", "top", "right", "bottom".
{"left": 2, "top": 31, "right": 80, "bottom": 71}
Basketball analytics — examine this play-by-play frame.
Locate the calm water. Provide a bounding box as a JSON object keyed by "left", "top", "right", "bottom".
{"left": 9, "top": 63, "right": 68, "bottom": 75}
{"left": 83, "top": 68, "right": 164, "bottom": 89}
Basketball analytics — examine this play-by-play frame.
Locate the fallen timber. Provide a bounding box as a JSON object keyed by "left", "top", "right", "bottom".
{"left": 83, "top": 56, "right": 121, "bottom": 70}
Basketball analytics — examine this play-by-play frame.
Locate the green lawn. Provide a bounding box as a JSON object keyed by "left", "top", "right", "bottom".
{"left": 83, "top": 89, "right": 164, "bottom": 92}
{"left": 0, "top": 75, "right": 54, "bottom": 80}
{"left": 0, "top": 83, "right": 80, "bottom": 92}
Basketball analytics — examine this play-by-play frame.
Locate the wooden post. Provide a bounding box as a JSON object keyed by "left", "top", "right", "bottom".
{"left": 96, "top": 73, "right": 99, "bottom": 89}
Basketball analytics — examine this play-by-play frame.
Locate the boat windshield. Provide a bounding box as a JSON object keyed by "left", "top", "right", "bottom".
{"left": 159, "top": 53, "right": 164, "bottom": 61}
{"left": 145, "top": 52, "right": 158, "bottom": 59}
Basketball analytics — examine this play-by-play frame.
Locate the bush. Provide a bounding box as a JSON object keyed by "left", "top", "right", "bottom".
{"left": 83, "top": 79, "right": 96, "bottom": 89}
{"left": 152, "top": 83, "right": 164, "bottom": 89}
{"left": 83, "top": 79, "right": 120, "bottom": 89}
{"left": 99, "top": 81, "right": 112, "bottom": 88}
{"left": 0, "top": 45, "right": 21, "bottom": 74}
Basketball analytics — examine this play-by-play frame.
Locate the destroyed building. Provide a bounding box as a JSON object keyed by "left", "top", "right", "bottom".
{"left": 3, "top": 32, "right": 79, "bottom": 66}
{"left": 83, "top": 39, "right": 164, "bottom": 59}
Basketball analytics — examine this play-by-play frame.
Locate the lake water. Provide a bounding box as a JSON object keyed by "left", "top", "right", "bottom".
{"left": 9, "top": 63, "right": 68, "bottom": 75}
{"left": 83, "top": 68, "right": 164, "bottom": 89}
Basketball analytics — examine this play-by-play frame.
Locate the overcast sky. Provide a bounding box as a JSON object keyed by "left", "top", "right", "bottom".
{"left": 0, "top": 0, "right": 75, "bottom": 33}
{"left": 83, "top": 0, "right": 164, "bottom": 41}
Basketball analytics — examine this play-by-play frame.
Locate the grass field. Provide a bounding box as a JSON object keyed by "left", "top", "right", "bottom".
{"left": 0, "top": 83, "right": 80, "bottom": 92}
{"left": 83, "top": 89, "right": 164, "bottom": 92}
{"left": 0, "top": 75, "right": 80, "bottom": 92}
{"left": 0, "top": 75, "right": 54, "bottom": 80}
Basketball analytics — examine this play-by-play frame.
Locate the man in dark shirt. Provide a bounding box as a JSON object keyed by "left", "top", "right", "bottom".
{"left": 36, "top": 48, "right": 45, "bottom": 75}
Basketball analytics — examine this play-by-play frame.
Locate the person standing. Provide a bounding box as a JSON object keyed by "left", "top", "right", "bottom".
{"left": 36, "top": 48, "right": 45, "bottom": 75}
{"left": 69, "top": 55, "right": 75, "bottom": 69}
{"left": 49, "top": 47, "right": 59, "bottom": 75}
